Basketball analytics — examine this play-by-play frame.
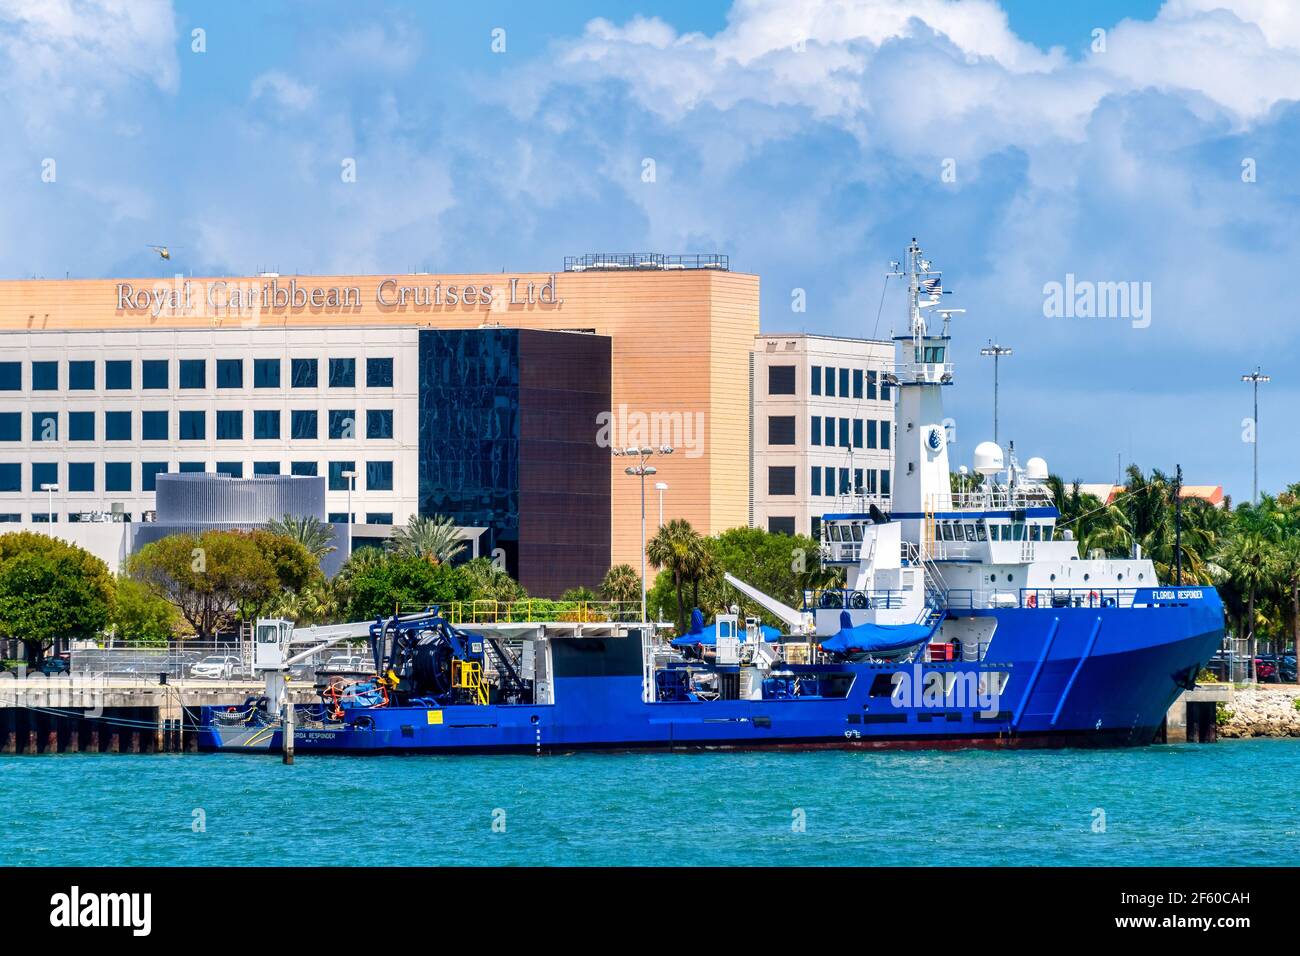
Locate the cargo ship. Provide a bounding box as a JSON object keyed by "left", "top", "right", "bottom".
{"left": 199, "top": 239, "right": 1224, "bottom": 753}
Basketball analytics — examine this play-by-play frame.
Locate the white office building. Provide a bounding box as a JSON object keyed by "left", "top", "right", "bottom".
{"left": 751, "top": 333, "right": 896, "bottom": 539}
{"left": 0, "top": 326, "right": 418, "bottom": 534}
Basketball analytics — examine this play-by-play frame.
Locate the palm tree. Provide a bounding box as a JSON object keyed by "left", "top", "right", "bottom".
{"left": 460, "top": 557, "right": 527, "bottom": 603}
{"left": 647, "top": 519, "right": 708, "bottom": 632}
{"left": 601, "top": 564, "right": 641, "bottom": 605}
{"left": 389, "top": 514, "right": 465, "bottom": 563}
{"left": 1215, "top": 531, "right": 1272, "bottom": 681}
{"left": 266, "top": 514, "right": 336, "bottom": 559}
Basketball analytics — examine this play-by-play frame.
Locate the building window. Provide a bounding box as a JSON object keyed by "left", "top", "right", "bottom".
{"left": 328, "top": 512, "right": 353, "bottom": 524}
{"left": 215, "top": 461, "right": 242, "bottom": 478}
{"left": 366, "top": 513, "right": 393, "bottom": 525}
{"left": 768, "top": 516, "right": 795, "bottom": 536}
{"left": 867, "top": 420, "right": 878, "bottom": 449}
{"left": 824, "top": 418, "right": 834, "bottom": 446}
{"left": 291, "top": 358, "right": 318, "bottom": 388}
{"left": 291, "top": 461, "right": 317, "bottom": 477}
{"left": 105, "top": 411, "right": 131, "bottom": 441}
{"left": 839, "top": 468, "right": 850, "bottom": 495}
{"left": 253, "top": 410, "right": 281, "bottom": 440}
{"left": 105, "top": 360, "right": 131, "bottom": 390}
{"left": 328, "top": 410, "right": 355, "bottom": 440}
{"left": 768, "top": 415, "right": 796, "bottom": 446}
{"left": 69, "top": 360, "right": 94, "bottom": 390}
{"left": 867, "top": 370, "right": 877, "bottom": 400}
{"left": 179, "top": 359, "right": 206, "bottom": 389}
{"left": 254, "top": 358, "right": 281, "bottom": 388}
{"left": 811, "top": 365, "right": 821, "bottom": 396}
{"left": 329, "top": 461, "right": 355, "bottom": 491}
{"left": 839, "top": 367, "right": 849, "bottom": 397}
{"left": 178, "top": 461, "right": 205, "bottom": 473}
{"left": 142, "top": 359, "right": 168, "bottom": 389}
{"left": 142, "top": 411, "right": 168, "bottom": 441}
{"left": 216, "top": 410, "right": 243, "bottom": 440}
{"left": 253, "top": 461, "right": 280, "bottom": 475}
{"left": 105, "top": 462, "right": 131, "bottom": 492}
{"left": 838, "top": 417, "right": 849, "bottom": 448}
{"left": 68, "top": 462, "right": 94, "bottom": 492}
{"left": 811, "top": 467, "right": 822, "bottom": 496}
{"left": 366, "top": 357, "right": 393, "bottom": 388}
{"left": 768, "top": 466, "right": 795, "bottom": 496}
{"left": 216, "top": 358, "right": 243, "bottom": 389}
{"left": 367, "top": 409, "right": 394, "bottom": 439}
{"left": 811, "top": 516, "right": 822, "bottom": 540}
{"left": 32, "top": 361, "right": 57, "bottom": 391}
{"left": 328, "top": 357, "right": 355, "bottom": 388}
{"left": 880, "top": 376, "right": 891, "bottom": 401}
{"left": 32, "top": 412, "right": 57, "bottom": 442}
{"left": 366, "top": 460, "right": 393, "bottom": 491}
{"left": 768, "top": 365, "right": 795, "bottom": 395}
{"left": 880, "top": 420, "right": 890, "bottom": 450}
{"left": 142, "top": 462, "right": 168, "bottom": 492}
{"left": 853, "top": 419, "right": 863, "bottom": 449}
{"left": 32, "top": 462, "right": 57, "bottom": 491}
{"left": 0, "top": 363, "right": 19, "bottom": 391}
{"left": 179, "top": 411, "right": 205, "bottom": 441}
{"left": 854, "top": 468, "right": 864, "bottom": 495}
{"left": 0, "top": 464, "right": 19, "bottom": 492}
{"left": 881, "top": 470, "right": 891, "bottom": 495}
{"left": 68, "top": 412, "right": 93, "bottom": 442}
{"left": 810, "top": 415, "right": 821, "bottom": 446}
{"left": 291, "top": 410, "right": 318, "bottom": 440}
{"left": 824, "top": 366, "right": 835, "bottom": 397}
{"left": 852, "top": 369, "right": 863, "bottom": 399}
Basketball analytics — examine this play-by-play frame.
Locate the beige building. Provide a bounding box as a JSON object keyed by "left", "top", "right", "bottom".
{"left": 0, "top": 258, "right": 759, "bottom": 572}
{"left": 751, "top": 333, "right": 896, "bottom": 539}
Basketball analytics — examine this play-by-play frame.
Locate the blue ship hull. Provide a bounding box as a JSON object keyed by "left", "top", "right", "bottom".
{"left": 199, "top": 590, "right": 1224, "bottom": 754}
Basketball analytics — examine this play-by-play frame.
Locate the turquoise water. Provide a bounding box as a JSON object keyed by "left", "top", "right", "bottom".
{"left": 2, "top": 739, "right": 1296, "bottom": 866}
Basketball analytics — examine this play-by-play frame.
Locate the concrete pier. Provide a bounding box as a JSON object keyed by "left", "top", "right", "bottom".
{"left": 1159, "top": 684, "right": 1232, "bottom": 744}
{"left": 0, "top": 676, "right": 318, "bottom": 754}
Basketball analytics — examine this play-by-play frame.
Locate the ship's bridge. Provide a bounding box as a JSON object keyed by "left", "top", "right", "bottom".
{"left": 893, "top": 334, "right": 953, "bottom": 386}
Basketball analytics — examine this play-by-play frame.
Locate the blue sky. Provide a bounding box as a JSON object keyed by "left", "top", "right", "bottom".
{"left": 1, "top": 0, "right": 1297, "bottom": 501}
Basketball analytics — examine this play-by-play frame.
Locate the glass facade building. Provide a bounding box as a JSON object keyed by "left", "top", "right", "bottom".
{"left": 418, "top": 328, "right": 611, "bottom": 595}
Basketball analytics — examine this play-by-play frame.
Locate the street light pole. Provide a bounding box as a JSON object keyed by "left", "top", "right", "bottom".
{"left": 655, "top": 481, "right": 668, "bottom": 529}
{"left": 613, "top": 445, "right": 673, "bottom": 622}
{"left": 40, "top": 483, "right": 58, "bottom": 527}
{"left": 979, "top": 342, "right": 1013, "bottom": 445}
{"left": 1241, "top": 367, "right": 1269, "bottom": 505}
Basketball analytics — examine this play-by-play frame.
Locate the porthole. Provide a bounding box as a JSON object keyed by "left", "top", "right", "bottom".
{"left": 1006, "top": 574, "right": 1013, "bottom": 582}
{"left": 1083, "top": 573, "right": 1090, "bottom": 581}
{"left": 1050, "top": 573, "right": 1056, "bottom": 581}
{"left": 1116, "top": 573, "right": 1124, "bottom": 581}
{"left": 1138, "top": 573, "right": 1144, "bottom": 581}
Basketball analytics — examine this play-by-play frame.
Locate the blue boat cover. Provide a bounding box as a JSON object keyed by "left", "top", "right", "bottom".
{"left": 819, "top": 610, "right": 929, "bottom": 654}
{"left": 671, "top": 608, "right": 779, "bottom": 647}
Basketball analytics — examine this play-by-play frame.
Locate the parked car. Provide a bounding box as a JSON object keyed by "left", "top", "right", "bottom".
{"left": 189, "top": 655, "right": 244, "bottom": 680}
{"left": 35, "top": 656, "right": 70, "bottom": 675}
{"left": 319, "top": 654, "right": 374, "bottom": 675}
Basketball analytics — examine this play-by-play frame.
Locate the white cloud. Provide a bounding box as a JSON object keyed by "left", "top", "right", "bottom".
{"left": 251, "top": 70, "right": 318, "bottom": 112}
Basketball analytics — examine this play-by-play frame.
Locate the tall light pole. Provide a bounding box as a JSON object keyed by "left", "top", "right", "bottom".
{"left": 1241, "top": 367, "right": 1269, "bottom": 505}
{"left": 654, "top": 481, "right": 668, "bottom": 528}
{"left": 612, "top": 445, "right": 673, "bottom": 622}
{"left": 39, "top": 483, "right": 58, "bottom": 526}
{"left": 340, "top": 469, "right": 356, "bottom": 559}
{"left": 979, "top": 342, "right": 1013, "bottom": 445}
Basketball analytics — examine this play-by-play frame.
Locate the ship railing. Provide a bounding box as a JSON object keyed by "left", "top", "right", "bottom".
{"left": 563, "top": 252, "right": 729, "bottom": 272}
{"left": 802, "top": 588, "right": 905, "bottom": 612}
{"left": 1020, "top": 588, "right": 1137, "bottom": 609}
{"left": 408, "top": 600, "right": 643, "bottom": 625}
{"left": 943, "top": 490, "right": 1055, "bottom": 511}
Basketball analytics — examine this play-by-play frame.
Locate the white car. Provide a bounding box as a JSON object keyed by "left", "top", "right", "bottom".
{"left": 319, "top": 655, "right": 374, "bottom": 675}
{"left": 189, "top": 655, "right": 244, "bottom": 680}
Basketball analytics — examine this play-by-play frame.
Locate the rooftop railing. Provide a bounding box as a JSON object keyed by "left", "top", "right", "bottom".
{"left": 563, "top": 253, "right": 730, "bottom": 272}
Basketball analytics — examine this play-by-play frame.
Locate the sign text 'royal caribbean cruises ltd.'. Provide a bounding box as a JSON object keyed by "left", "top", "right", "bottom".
{"left": 114, "top": 275, "right": 562, "bottom": 318}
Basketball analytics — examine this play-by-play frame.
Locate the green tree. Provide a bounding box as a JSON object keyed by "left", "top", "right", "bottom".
{"left": 112, "top": 575, "right": 182, "bottom": 645}
{"left": 265, "top": 514, "right": 336, "bottom": 559}
{"left": 0, "top": 533, "right": 114, "bottom": 665}
{"left": 128, "top": 531, "right": 280, "bottom": 641}
{"left": 389, "top": 514, "right": 466, "bottom": 563}
{"left": 1214, "top": 531, "right": 1272, "bottom": 680}
{"left": 460, "top": 557, "right": 527, "bottom": 603}
{"left": 241, "top": 528, "right": 320, "bottom": 618}
{"left": 600, "top": 563, "right": 642, "bottom": 619}
{"left": 341, "top": 551, "right": 472, "bottom": 621}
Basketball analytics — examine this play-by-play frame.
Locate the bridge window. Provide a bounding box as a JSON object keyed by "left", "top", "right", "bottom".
{"left": 976, "top": 522, "right": 987, "bottom": 541}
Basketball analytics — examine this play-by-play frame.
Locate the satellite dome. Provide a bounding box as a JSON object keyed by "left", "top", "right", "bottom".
{"left": 1024, "top": 456, "right": 1049, "bottom": 481}
{"left": 973, "top": 441, "right": 1004, "bottom": 476}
